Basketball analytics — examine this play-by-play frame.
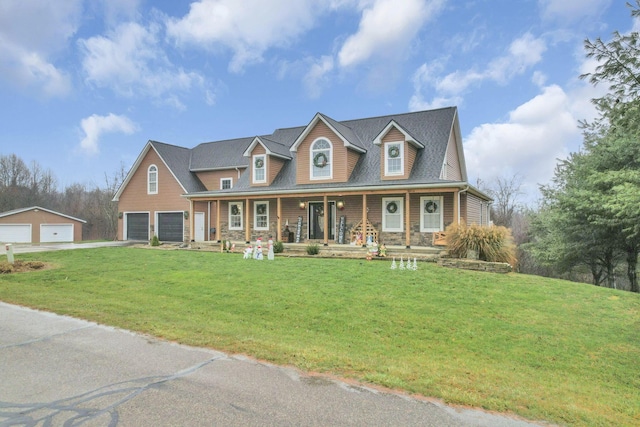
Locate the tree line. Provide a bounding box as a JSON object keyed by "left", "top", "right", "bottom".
{"left": 0, "top": 153, "right": 125, "bottom": 241}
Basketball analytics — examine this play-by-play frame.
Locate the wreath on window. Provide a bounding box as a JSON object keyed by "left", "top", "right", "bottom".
{"left": 254, "top": 158, "right": 264, "bottom": 169}
{"left": 386, "top": 201, "right": 398, "bottom": 214}
{"left": 425, "top": 201, "right": 438, "bottom": 214}
{"left": 256, "top": 204, "right": 266, "bottom": 215}
{"left": 388, "top": 145, "right": 400, "bottom": 158}
{"left": 231, "top": 205, "right": 240, "bottom": 216}
{"left": 313, "top": 152, "right": 328, "bottom": 168}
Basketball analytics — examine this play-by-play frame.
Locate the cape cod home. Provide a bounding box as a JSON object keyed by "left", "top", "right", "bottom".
{"left": 113, "top": 107, "right": 491, "bottom": 247}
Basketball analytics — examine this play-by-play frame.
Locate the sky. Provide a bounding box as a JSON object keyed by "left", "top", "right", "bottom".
{"left": 1, "top": 0, "right": 638, "bottom": 204}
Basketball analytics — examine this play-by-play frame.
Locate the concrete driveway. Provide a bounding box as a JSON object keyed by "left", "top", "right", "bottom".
{"left": 0, "top": 241, "right": 135, "bottom": 255}
{"left": 0, "top": 302, "right": 545, "bottom": 427}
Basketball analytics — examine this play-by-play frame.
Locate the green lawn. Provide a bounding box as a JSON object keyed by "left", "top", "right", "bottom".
{"left": 1, "top": 247, "right": 639, "bottom": 426}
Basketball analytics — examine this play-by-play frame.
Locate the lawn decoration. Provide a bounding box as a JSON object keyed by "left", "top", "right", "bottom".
{"left": 390, "top": 257, "right": 397, "bottom": 269}
{"left": 412, "top": 258, "right": 418, "bottom": 270}
{"left": 378, "top": 243, "right": 387, "bottom": 257}
{"left": 243, "top": 244, "right": 253, "bottom": 259}
{"left": 267, "top": 236, "right": 274, "bottom": 261}
{"left": 256, "top": 245, "right": 263, "bottom": 260}
{"left": 399, "top": 257, "right": 405, "bottom": 270}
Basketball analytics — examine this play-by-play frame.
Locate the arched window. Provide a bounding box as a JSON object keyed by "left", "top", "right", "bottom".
{"left": 310, "top": 138, "right": 332, "bottom": 180}
{"left": 148, "top": 165, "right": 158, "bottom": 194}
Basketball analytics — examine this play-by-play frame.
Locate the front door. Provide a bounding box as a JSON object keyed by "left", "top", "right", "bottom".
{"left": 308, "top": 202, "right": 335, "bottom": 240}
{"left": 194, "top": 212, "right": 205, "bottom": 242}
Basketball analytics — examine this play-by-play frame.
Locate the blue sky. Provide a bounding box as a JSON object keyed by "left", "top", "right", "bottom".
{"left": 1, "top": 0, "right": 637, "bottom": 202}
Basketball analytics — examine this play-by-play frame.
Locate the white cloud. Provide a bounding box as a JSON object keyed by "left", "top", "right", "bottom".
{"left": 0, "top": 0, "right": 81, "bottom": 96}
{"left": 303, "top": 56, "right": 335, "bottom": 98}
{"left": 337, "top": 0, "right": 445, "bottom": 68}
{"left": 79, "top": 113, "right": 138, "bottom": 155}
{"left": 79, "top": 22, "right": 210, "bottom": 108}
{"left": 539, "top": 0, "right": 612, "bottom": 22}
{"left": 410, "top": 33, "right": 546, "bottom": 110}
{"left": 166, "top": 0, "right": 321, "bottom": 73}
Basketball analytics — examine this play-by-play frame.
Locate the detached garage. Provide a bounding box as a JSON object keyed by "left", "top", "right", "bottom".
{"left": 0, "top": 206, "right": 86, "bottom": 243}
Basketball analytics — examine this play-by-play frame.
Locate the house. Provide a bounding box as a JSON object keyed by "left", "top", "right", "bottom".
{"left": 113, "top": 107, "right": 492, "bottom": 247}
{"left": 0, "top": 206, "right": 86, "bottom": 243}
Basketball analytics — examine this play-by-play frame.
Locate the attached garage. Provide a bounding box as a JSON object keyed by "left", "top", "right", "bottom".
{"left": 125, "top": 213, "right": 149, "bottom": 241}
{"left": 157, "top": 212, "right": 184, "bottom": 242}
{"left": 0, "top": 207, "right": 85, "bottom": 243}
{"left": 0, "top": 224, "right": 32, "bottom": 243}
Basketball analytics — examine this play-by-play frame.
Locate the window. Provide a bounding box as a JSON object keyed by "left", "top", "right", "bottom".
{"left": 382, "top": 197, "right": 403, "bottom": 232}
{"left": 220, "top": 178, "right": 233, "bottom": 190}
{"left": 310, "top": 138, "right": 332, "bottom": 180}
{"left": 254, "top": 201, "right": 269, "bottom": 230}
{"left": 385, "top": 142, "right": 404, "bottom": 176}
{"left": 420, "top": 196, "right": 443, "bottom": 232}
{"left": 148, "top": 165, "right": 158, "bottom": 194}
{"left": 253, "top": 155, "right": 266, "bottom": 184}
{"left": 229, "top": 202, "right": 243, "bottom": 230}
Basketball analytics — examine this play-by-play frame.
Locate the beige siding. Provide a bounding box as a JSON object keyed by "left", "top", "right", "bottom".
{"left": 196, "top": 169, "right": 242, "bottom": 190}
{"left": 443, "top": 132, "right": 462, "bottom": 181}
{"left": 269, "top": 157, "right": 285, "bottom": 184}
{"left": 117, "top": 148, "right": 189, "bottom": 239}
{"left": 296, "top": 121, "right": 349, "bottom": 184}
{"left": 0, "top": 210, "right": 84, "bottom": 242}
{"left": 465, "top": 193, "right": 483, "bottom": 225}
{"left": 347, "top": 149, "right": 361, "bottom": 179}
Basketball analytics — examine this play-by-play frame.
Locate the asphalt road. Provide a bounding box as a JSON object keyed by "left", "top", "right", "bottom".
{"left": 0, "top": 302, "right": 547, "bottom": 427}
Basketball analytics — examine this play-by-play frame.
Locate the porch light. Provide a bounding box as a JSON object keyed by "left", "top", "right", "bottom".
{"left": 337, "top": 200, "right": 345, "bottom": 210}
{"left": 299, "top": 201, "right": 306, "bottom": 210}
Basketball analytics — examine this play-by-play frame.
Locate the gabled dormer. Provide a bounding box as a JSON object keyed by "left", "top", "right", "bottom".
{"left": 373, "top": 120, "right": 424, "bottom": 180}
{"left": 290, "top": 113, "right": 366, "bottom": 185}
{"left": 243, "top": 136, "right": 292, "bottom": 186}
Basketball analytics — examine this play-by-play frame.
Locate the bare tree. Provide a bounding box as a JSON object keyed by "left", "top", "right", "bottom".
{"left": 482, "top": 174, "right": 524, "bottom": 228}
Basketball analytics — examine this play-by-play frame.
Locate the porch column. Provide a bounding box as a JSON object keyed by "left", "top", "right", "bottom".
{"left": 245, "top": 198, "right": 250, "bottom": 243}
{"left": 361, "top": 194, "right": 367, "bottom": 247}
{"left": 323, "top": 195, "right": 329, "bottom": 246}
{"left": 453, "top": 190, "right": 459, "bottom": 225}
{"left": 405, "top": 191, "right": 411, "bottom": 248}
{"left": 276, "top": 197, "right": 282, "bottom": 242}
{"left": 189, "top": 199, "right": 194, "bottom": 242}
{"left": 216, "top": 200, "right": 221, "bottom": 242}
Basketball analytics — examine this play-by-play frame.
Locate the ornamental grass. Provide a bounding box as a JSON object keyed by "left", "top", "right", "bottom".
{"left": 445, "top": 221, "right": 517, "bottom": 266}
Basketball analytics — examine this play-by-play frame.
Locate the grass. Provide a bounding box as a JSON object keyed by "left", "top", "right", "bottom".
{"left": 1, "top": 247, "right": 639, "bottom": 426}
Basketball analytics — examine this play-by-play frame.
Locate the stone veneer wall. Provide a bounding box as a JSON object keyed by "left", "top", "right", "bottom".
{"left": 438, "top": 258, "right": 512, "bottom": 274}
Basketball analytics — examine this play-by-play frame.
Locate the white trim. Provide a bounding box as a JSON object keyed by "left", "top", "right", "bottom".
{"left": 147, "top": 164, "right": 158, "bottom": 195}
{"left": 384, "top": 141, "right": 404, "bottom": 176}
{"left": 372, "top": 120, "right": 423, "bottom": 148}
{"left": 310, "top": 138, "right": 332, "bottom": 181}
{"left": 0, "top": 206, "right": 86, "bottom": 223}
{"left": 382, "top": 197, "right": 404, "bottom": 232}
{"left": 253, "top": 201, "right": 269, "bottom": 230}
{"left": 220, "top": 177, "right": 233, "bottom": 190}
{"left": 228, "top": 202, "right": 243, "bottom": 230}
{"left": 420, "top": 196, "right": 443, "bottom": 232}
{"left": 252, "top": 154, "right": 267, "bottom": 184}
{"left": 291, "top": 113, "right": 366, "bottom": 153}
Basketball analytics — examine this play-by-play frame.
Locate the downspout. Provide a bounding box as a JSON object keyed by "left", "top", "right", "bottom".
{"left": 235, "top": 167, "right": 241, "bottom": 180}
{"left": 458, "top": 185, "right": 469, "bottom": 224}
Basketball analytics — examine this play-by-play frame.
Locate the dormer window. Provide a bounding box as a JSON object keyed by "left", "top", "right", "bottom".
{"left": 385, "top": 142, "right": 404, "bottom": 176}
{"left": 311, "top": 138, "right": 332, "bottom": 180}
{"left": 148, "top": 165, "right": 158, "bottom": 194}
{"left": 253, "top": 154, "right": 266, "bottom": 184}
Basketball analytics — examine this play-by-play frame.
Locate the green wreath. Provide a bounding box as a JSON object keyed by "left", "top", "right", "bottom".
{"left": 254, "top": 158, "right": 264, "bottom": 168}
{"left": 231, "top": 205, "right": 240, "bottom": 216}
{"left": 386, "top": 201, "right": 398, "bottom": 214}
{"left": 256, "top": 204, "right": 266, "bottom": 215}
{"left": 425, "top": 201, "right": 438, "bottom": 213}
{"left": 388, "top": 145, "right": 400, "bottom": 158}
{"left": 313, "top": 152, "right": 328, "bottom": 168}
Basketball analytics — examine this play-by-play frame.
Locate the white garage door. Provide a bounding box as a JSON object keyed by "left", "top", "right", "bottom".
{"left": 40, "top": 224, "right": 74, "bottom": 243}
{"left": 0, "top": 224, "right": 32, "bottom": 243}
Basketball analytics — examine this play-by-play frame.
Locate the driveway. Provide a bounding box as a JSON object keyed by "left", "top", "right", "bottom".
{"left": 0, "top": 303, "right": 545, "bottom": 426}
{"left": 0, "top": 241, "right": 135, "bottom": 255}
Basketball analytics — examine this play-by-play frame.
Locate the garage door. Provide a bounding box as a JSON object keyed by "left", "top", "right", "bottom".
{"left": 40, "top": 224, "right": 74, "bottom": 243}
{"left": 0, "top": 224, "right": 31, "bottom": 243}
{"left": 126, "top": 213, "right": 149, "bottom": 241}
{"left": 157, "top": 213, "right": 184, "bottom": 242}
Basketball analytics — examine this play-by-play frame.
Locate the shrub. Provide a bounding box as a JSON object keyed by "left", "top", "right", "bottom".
{"left": 445, "top": 221, "right": 517, "bottom": 266}
{"left": 0, "top": 261, "right": 13, "bottom": 273}
{"left": 150, "top": 235, "right": 160, "bottom": 246}
{"left": 273, "top": 241, "right": 284, "bottom": 254}
{"left": 306, "top": 243, "right": 320, "bottom": 255}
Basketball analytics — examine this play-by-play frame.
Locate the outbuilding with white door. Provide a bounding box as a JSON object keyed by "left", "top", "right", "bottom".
{"left": 0, "top": 206, "right": 86, "bottom": 243}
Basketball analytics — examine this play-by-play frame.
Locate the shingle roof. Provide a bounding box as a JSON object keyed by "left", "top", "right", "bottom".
{"left": 152, "top": 107, "right": 461, "bottom": 196}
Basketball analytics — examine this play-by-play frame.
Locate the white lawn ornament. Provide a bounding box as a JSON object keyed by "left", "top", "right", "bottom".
{"left": 399, "top": 257, "right": 405, "bottom": 270}
{"left": 243, "top": 245, "right": 253, "bottom": 259}
{"left": 267, "top": 238, "right": 274, "bottom": 261}
{"left": 412, "top": 258, "right": 418, "bottom": 270}
{"left": 256, "top": 245, "right": 263, "bottom": 260}
{"left": 390, "top": 257, "right": 397, "bottom": 270}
